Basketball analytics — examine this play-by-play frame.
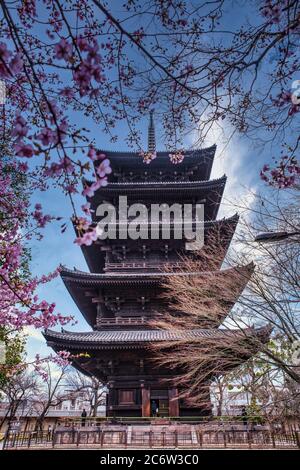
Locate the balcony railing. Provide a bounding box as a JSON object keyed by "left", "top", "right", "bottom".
{"left": 97, "top": 317, "right": 148, "bottom": 326}
{"left": 104, "top": 261, "right": 184, "bottom": 271}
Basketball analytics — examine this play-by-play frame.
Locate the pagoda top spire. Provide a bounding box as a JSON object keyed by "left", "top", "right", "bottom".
{"left": 148, "top": 110, "right": 156, "bottom": 152}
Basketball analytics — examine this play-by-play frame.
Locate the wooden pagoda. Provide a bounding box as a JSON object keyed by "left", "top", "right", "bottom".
{"left": 44, "top": 116, "right": 271, "bottom": 418}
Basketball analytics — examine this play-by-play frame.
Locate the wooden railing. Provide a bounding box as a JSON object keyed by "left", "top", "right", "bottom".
{"left": 105, "top": 261, "right": 184, "bottom": 271}
{"left": 4, "top": 425, "right": 300, "bottom": 449}
{"left": 97, "top": 317, "right": 147, "bottom": 326}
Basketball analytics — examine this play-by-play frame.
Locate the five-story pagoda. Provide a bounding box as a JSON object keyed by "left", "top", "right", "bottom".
{"left": 44, "top": 115, "right": 270, "bottom": 418}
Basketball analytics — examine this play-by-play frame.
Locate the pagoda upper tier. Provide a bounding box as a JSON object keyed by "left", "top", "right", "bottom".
{"left": 60, "top": 263, "right": 254, "bottom": 330}
{"left": 93, "top": 145, "right": 216, "bottom": 183}
{"left": 76, "top": 214, "right": 239, "bottom": 274}
{"left": 85, "top": 175, "right": 226, "bottom": 222}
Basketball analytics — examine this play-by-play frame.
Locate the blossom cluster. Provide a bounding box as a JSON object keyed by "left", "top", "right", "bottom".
{"left": 272, "top": 90, "right": 300, "bottom": 117}
{"left": 169, "top": 150, "right": 185, "bottom": 164}
{"left": 0, "top": 157, "right": 75, "bottom": 373}
{"left": 0, "top": 43, "right": 23, "bottom": 79}
{"left": 260, "top": 156, "right": 300, "bottom": 188}
{"left": 139, "top": 150, "right": 157, "bottom": 164}
{"left": 261, "top": 0, "right": 284, "bottom": 24}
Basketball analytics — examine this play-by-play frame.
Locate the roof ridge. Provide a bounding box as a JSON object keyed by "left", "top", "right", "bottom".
{"left": 92, "top": 144, "right": 217, "bottom": 156}
{"left": 83, "top": 174, "right": 226, "bottom": 187}
{"left": 43, "top": 324, "right": 272, "bottom": 344}
{"left": 60, "top": 262, "right": 253, "bottom": 279}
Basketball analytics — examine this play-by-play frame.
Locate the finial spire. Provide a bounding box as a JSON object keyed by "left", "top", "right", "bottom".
{"left": 148, "top": 110, "right": 156, "bottom": 152}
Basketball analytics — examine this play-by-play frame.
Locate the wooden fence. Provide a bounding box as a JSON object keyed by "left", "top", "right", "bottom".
{"left": 3, "top": 426, "right": 300, "bottom": 450}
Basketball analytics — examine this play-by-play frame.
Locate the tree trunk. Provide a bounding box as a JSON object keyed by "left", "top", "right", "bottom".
{"left": 35, "top": 412, "right": 47, "bottom": 431}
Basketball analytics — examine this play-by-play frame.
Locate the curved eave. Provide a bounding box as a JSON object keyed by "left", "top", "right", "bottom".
{"left": 94, "top": 144, "right": 216, "bottom": 172}
{"left": 60, "top": 262, "right": 254, "bottom": 287}
{"left": 80, "top": 243, "right": 105, "bottom": 274}
{"left": 60, "top": 274, "right": 97, "bottom": 329}
{"left": 85, "top": 175, "right": 226, "bottom": 193}
{"left": 87, "top": 175, "right": 226, "bottom": 221}
{"left": 43, "top": 324, "right": 272, "bottom": 352}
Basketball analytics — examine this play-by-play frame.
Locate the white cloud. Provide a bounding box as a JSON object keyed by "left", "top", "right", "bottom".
{"left": 189, "top": 115, "right": 259, "bottom": 219}
{"left": 23, "top": 326, "right": 44, "bottom": 342}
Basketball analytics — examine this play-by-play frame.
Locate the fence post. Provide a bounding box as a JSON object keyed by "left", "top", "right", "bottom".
{"left": 28, "top": 431, "right": 32, "bottom": 448}
{"left": 295, "top": 431, "right": 300, "bottom": 449}
{"left": 162, "top": 430, "right": 166, "bottom": 448}
{"left": 2, "top": 430, "right": 9, "bottom": 450}
{"left": 3, "top": 427, "right": 13, "bottom": 450}
{"left": 149, "top": 430, "right": 152, "bottom": 448}
{"left": 72, "top": 427, "right": 76, "bottom": 444}
{"left": 174, "top": 430, "right": 178, "bottom": 448}
{"left": 270, "top": 431, "right": 276, "bottom": 448}
{"left": 52, "top": 430, "right": 56, "bottom": 448}
{"left": 223, "top": 430, "right": 227, "bottom": 449}
{"left": 198, "top": 430, "right": 203, "bottom": 448}
{"left": 247, "top": 429, "right": 252, "bottom": 449}
{"left": 11, "top": 432, "right": 16, "bottom": 448}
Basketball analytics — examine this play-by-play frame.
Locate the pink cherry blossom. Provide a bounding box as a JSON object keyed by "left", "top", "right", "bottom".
{"left": 87, "top": 147, "right": 107, "bottom": 162}
{"left": 60, "top": 87, "right": 75, "bottom": 99}
{"left": 0, "top": 42, "right": 11, "bottom": 61}
{"left": 139, "top": 150, "right": 157, "bottom": 164}
{"left": 54, "top": 38, "right": 72, "bottom": 60}
{"left": 14, "top": 142, "right": 34, "bottom": 158}
{"left": 76, "top": 37, "right": 89, "bottom": 52}
{"left": 82, "top": 177, "right": 108, "bottom": 197}
{"left": 169, "top": 150, "right": 184, "bottom": 164}
{"left": 96, "top": 158, "right": 112, "bottom": 177}
{"left": 12, "top": 115, "right": 29, "bottom": 140}
{"left": 36, "top": 127, "right": 56, "bottom": 146}
{"left": 74, "top": 228, "right": 98, "bottom": 246}
{"left": 9, "top": 52, "right": 23, "bottom": 74}
{"left": 81, "top": 202, "right": 91, "bottom": 215}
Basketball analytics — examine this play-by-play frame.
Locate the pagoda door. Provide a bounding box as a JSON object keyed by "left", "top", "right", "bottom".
{"left": 168, "top": 388, "right": 179, "bottom": 417}
{"left": 142, "top": 388, "right": 150, "bottom": 417}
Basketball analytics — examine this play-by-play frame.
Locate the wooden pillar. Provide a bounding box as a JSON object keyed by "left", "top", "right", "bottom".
{"left": 168, "top": 388, "right": 179, "bottom": 417}
{"left": 142, "top": 387, "right": 150, "bottom": 417}
{"left": 107, "top": 381, "right": 115, "bottom": 417}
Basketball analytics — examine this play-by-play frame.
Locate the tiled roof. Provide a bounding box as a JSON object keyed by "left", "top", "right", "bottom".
{"left": 84, "top": 175, "right": 226, "bottom": 190}
{"left": 60, "top": 263, "right": 254, "bottom": 284}
{"left": 43, "top": 325, "right": 272, "bottom": 349}
{"left": 94, "top": 145, "right": 216, "bottom": 162}
{"left": 94, "top": 146, "right": 217, "bottom": 185}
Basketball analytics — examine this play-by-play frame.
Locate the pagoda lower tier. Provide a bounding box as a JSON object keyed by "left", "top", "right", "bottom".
{"left": 44, "top": 326, "right": 271, "bottom": 418}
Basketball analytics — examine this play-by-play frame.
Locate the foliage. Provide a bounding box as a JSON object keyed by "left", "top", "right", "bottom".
{"left": 0, "top": 327, "right": 26, "bottom": 388}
